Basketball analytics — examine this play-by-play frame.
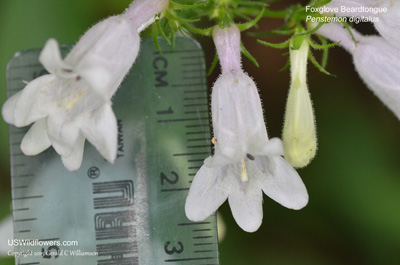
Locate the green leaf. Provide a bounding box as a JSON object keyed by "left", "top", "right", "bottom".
{"left": 236, "top": 8, "right": 265, "bottom": 32}
{"left": 208, "top": 52, "right": 219, "bottom": 76}
{"left": 241, "top": 42, "right": 259, "bottom": 68}
{"left": 258, "top": 39, "right": 290, "bottom": 49}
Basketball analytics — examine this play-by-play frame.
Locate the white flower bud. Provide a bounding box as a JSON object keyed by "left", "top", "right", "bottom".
{"left": 282, "top": 39, "right": 317, "bottom": 168}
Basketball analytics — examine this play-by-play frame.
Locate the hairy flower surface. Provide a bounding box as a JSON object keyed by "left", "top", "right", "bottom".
{"left": 283, "top": 38, "right": 317, "bottom": 168}
{"left": 316, "top": 22, "right": 400, "bottom": 120}
{"left": 185, "top": 25, "right": 308, "bottom": 232}
{"left": 325, "top": 0, "right": 400, "bottom": 49}
{"left": 2, "top": 0, "right": 169, "bottom": 170}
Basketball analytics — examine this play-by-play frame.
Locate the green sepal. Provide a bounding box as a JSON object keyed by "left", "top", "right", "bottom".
{"left": 290, "top": 35, "right": 306, "bottom": 50}
{"left": 308, "top": 0, "right": 332, "bottom": 7}
{"left": 317, "top": 35, "right": 328, "bottom": 68}
{"left": 308, "top": 39, "right": 341, "bottom": 49}
{"left": 308, "top": 50, "right": 332, "bottom": 76}
{"left": 236, "top": 8, "right": 265, "bottom": 31}
{"left": 294, "top": 22, "right": 324, "bottom": 37}
{"left": 181, "top": 23, "right": 213, "bottom": 36}
{"left": 208, "top": 52, "right": 219, "bottom": 76}
{"left": 241, "top": 42, "right": 259, "bottom": 68}
{"left": 152, "top": 23, "right": 162, "bottom": 53}
{"left": 169, "top": 0, "right": 208, "bottom": 10}
{"left": 258, "top": 39, "right": 290, "bottom": 49}
{"left": 342, "top": 21, "right": 358, "bottom": 48}
{"left": 236, "top": 0, "right": 268, "bottom": 7}
{"left": 156, "top": 19, "right": 172, "bottom": 46}
{"left": 166, "top": 10, "right": 200, "bottom": 23}
{"left": 279, "top": 58, "right": 290, "bottom": 72}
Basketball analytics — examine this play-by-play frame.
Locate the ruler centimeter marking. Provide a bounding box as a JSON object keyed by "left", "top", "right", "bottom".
{"left": 8, "top": 38, "right": 219, "bottom": 265}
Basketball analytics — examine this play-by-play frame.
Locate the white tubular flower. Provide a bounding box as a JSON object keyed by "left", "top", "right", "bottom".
{"left": 325, "top": 0, "right": 400, "bottom": 49}
{"left": 2, "top": 0, "right": 169, "bottom": 171}
{"left": 282, "top": 38, "right": 317, "bottom": 168}
{"left": 185, "top": 25, "right": 308, "bottom": 233}
{"left": 315, "top": 22, "right": 400, "bottom": 120}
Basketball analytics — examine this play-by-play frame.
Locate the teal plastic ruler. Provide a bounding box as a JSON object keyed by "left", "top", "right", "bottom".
{"left": 7, "top": 38, "right": 219, "bottom": 265}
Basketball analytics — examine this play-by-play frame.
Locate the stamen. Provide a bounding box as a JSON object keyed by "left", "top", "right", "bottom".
{"left": 240, "top": 159, "right": 248, "bottom": 182}
{"left": 211, "top": 138, "right": 217, "bottom": 144}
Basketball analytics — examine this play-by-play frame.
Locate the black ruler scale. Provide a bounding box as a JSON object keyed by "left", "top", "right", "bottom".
{"left": 7, "top": 38, "right": 220, "bottom": 265}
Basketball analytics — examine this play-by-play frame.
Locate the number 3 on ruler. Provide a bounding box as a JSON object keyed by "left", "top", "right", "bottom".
{"left": 164, "top": 241, "right": 184, "bottom": 255}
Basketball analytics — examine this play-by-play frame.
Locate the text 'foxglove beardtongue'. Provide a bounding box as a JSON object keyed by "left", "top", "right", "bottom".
{"left": 185, "top": 25, "right": 308, "bottom": 233}
{"left": 315, "top": 22, "right": 400, "bottom": 120}
{"left": 325, "top": 0, "right": 400, "bottom": 49}
{"left": 282, "top": 37, "right": 317, "bottom": 168}
{"left": 1, "top": 0, "right": 170, "bottom": 171}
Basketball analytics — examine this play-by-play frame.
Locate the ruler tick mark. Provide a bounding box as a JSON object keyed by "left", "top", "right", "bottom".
{"left": 194, "top": 250, "right": 214, "bottom": 253}
{"left": 14, "top": 208, "right": 29, "bottom": 211}
{"left": 193, "top": 229, "right": 212, "bottom": 232}
{"left": 193, "top": 236, "right": 213, "bottom": 239}
{"left": 187, "top": 145, "right": 210, "bottom": 148}
{"left": 193, "top": 243, "right": 214, "bottom": 246}
{"left": 165, "top": 257, "right": 216, "bottom": 262}
{"left": 160, "top": 188, "right": 190, "bottom": 192}
{"left": 178, "top": 222, "right": 211, "bottom": 226}
{"left": 14, "top": 218, "right": 37, "bottom": 222}
{"left": 13, "top": 195, "right": 43, "bottom": 200}
{"left": 12, "top": 186, "right": 29, "bottom": 189}
{"left": 184, "top": 103, "right": 208, "bottom": 107}
{"left": 158, "top": 118, "right": 207, "bottom": 123}
{"left": 172, "top": 83, "right": 203, "bottom": 87}
{"left": 173, "top": 152, "right": 209, "bottom": 156}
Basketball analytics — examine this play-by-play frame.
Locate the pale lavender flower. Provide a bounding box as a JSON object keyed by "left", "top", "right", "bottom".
{"left": 185, "top": 25, "right": 308, "bottom": 232}
{"left": 325, "top": 0, "right": 400, "bottom": 49}
{"left": 2, "top": 0, "right": 169, "bottom": 170}
{"left": 316, "top": 22, "right": 400, "bottom": 120}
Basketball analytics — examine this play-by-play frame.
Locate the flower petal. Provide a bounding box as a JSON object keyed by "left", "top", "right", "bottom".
{"left": 21, "top": 119, "right": 51, "bottom": 155}
{"left": 228, "top": 183, "right": 263, "bottom": 233}
{"left": 39, "top": 39, "right": 73, "bottom": 75}
{"left": 81, "top": 104, "right": 117, "bottom": 163}
{"left": 79, "top": 67, "right": 112, "bottom": 98}
{"left": 61, "top": 135, "right": 85, "bottom": 171}
{"left": 226, "top": 162, "right": 265, "bottom": 232}
{"left": 212, "top": 71, "right": 269, "bottom": 162}
{"left": 13, "top": 75, "right": 56, "bottom": 127}
{"left": 2, "top": 91, "right": 22, "bottom": 124}
{"left": 185, "top": 164, "right": 229, "bottom": 222}
{"left": 261, "top": 156, "right": 308, "bottom": 210}
{"left": 253, "top": 137, "right": 284, "bottom": 157}
{"left": 46, "top": 113, "right": 81, "bottom": 157}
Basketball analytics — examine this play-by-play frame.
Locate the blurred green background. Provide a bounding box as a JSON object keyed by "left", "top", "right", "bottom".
{"left": 0, "top": 0, "right": 399, "bottom": 264}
